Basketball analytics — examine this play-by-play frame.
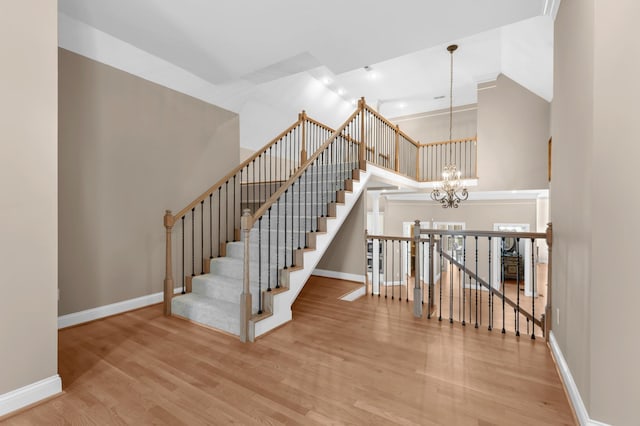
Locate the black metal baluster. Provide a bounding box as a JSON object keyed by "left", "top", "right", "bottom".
{"left": 276, "top": 198, "right": 280, "bottom": 289}
{"left": 501, "top": 237, "right": 506, "bottom": 334}
{"left": 439, "top": 236, "right": 443, "bottom": 321}
{"left": 191, "top": 208, "right": 195, "bottom": 278}
{"left": 209, "top": 193, "right": 213, "bottom": 259}
{"left": 218, "top": 187, "right": 221, "bottom": 256}
{"left": 283, "top": 189, "right": 288, "bottom": 270}
{"left": 378, "top": 240, "right": 383, "bottom": 298}
{"left": 449, "top": 241, "right": 454, "bottom": 323}
{"left": 488, "top": 237, "right": 493, "bottom": 331}
{"left": 462, "top": 237, "right": 466, "bottom": 326}
{"left": 290, "top": 182, "right": 295, "bottom": 267}
{"left": 391, "top": 240, "right": 395, "bottom": 300}
{"left": 233, "top": 175, "right": 237, "bottom": 239}
{"left": 469, "top": 238, "right": 472, "bottom": 326}
{"left": 322, "top": 151, "right": 327, "bottom": 217}
{"left": 384, "top": 240, "right": 388, "bottom": 298}
{"left": 267, "top": 208, "right": 272, "bottom": 292}
{"left": 269, "top": 146, "right": 273, "bottom": 199}
{"left": 258, "top": 217, "right": 262, "bottom": 314}
{"left": 313, "top": 158, "right": 318, "bottom": 231}
{"left": 458, "top": 265, "right": 462, "bottom": 322}
{"left": 531, "top": 238, "right": 536, "bottom": 339}
{"left": 406, "top": 240, "right": 409, "bottom": 302}
{"left": 304, "top": 170, "right": 308, "bottom": 248}
{"left": 516, "top": 237, "right": 521, "bottom": 337}
{"left": 200, "top": 200, "right": 204, "bottom": 274}
{"left": 181, "top": 216, "right": 185, "bottom": 294}
{"left": 298, "top": 176, "right": 302, "bottom": 249}
{"left": 252, "top": 159, "right": 256, "bottom": 212}
{"left": 475, "top": 236, "right": 479, "bottom": 328}
{"left": 428, "top": 236, "right": 432, "bottom": 318}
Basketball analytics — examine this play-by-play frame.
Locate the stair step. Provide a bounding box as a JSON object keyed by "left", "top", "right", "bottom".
{"left": 192, "top": 274, "right": 261, "bottom": 309}
{"left": 210, "top": 256, "right": 280, "bottom": 281}
{"left": 172, "top": 293, "right": 241, "bottom": 336}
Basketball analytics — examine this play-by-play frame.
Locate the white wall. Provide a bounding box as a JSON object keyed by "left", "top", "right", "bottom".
{"left": 0, "top": 0, "right": 59, "bottom": 403}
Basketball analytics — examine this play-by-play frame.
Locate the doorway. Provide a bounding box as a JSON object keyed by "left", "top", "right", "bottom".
{"left": 491, "top": 223, "right": 535, "bottom": 296}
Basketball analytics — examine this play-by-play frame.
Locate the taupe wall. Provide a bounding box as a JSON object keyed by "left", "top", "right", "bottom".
{"left": 393, "top": 105, "right": 478, "bottom": 143}
{"left": 477, "top": 75, "right": 550, "bottom": 191}
{"left": 550, "top": 0, "right": 594, "bottom": 417}
{"left": 384, "top": 199, "right": 537, "bottom": 282}
{"left": 553, "top": 1, "right": 640, "bottom": 424}
{"left": 0, "top": 0, "right": 58, "bottom": 394}
{"left": 590, "top": 2, "right": 640, "bottom": 422}
{"left": 59, "top": 49, "right": 239, "bottom": 315}
{"left": 316, "top": 194, "right": 366, "bottom": 277}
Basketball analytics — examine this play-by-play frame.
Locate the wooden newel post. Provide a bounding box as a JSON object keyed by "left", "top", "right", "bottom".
{"left": 413, "top": 220, "right": 422, "bottom": 318}
{"left": 544, "top": 222, "right": 553, "bottom": 341}
{"left": 416, "top": 142, "right": 422, "bottom": 180}
{"left": 240, "top": 209, "right": 253, "bottom": 343}
{"left": 395, "top": 125, "right": 400, "bottom": 172}
{"left": 358, "top": 97, "right": 366, "bottom": 170}
{"left": 163, "top": 210, "right": 175, "bottom": 316}
{"left": 300, "top": 110, "right": 307, "bottom": 163}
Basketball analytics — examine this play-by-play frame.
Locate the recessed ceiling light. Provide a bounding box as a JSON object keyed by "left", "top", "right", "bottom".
{"left": 337, "top": 88, "right": 345, "bottom": 96}
{"left": 322, "top": 77, "right": 332, "bottom": 85}
{"left": 351, "top": 99, "right": 357, "bottom": 105}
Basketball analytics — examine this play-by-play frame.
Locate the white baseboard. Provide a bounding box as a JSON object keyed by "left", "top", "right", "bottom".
{"left": 339, "top": 285, "right": 366, "bottom": 301}
{"left": 58, "top": 288, "right": 183, "bottom": 329}
{"left": 312, "top": 269, "right": 365, "bottom": 283}
{"left": 549, "top": 332, "right": 610, "bottom": 426}
{"left": 0, "top": 375, "right": 62, "bottom": 417}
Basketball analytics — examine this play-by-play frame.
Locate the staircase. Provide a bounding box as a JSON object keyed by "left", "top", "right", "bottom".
{"left": 162, "top": 98, "right": 478, "bottom": 341}
{"left": 172, "top": 163, "right": 369, "bottom": 337}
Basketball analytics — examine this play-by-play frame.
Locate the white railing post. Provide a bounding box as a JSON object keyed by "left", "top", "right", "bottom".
{"left": 240, "top": 209, "right": 252, "bottom": 342}
{"left": 413, "top": 220, "right": 422, "bottom": 317}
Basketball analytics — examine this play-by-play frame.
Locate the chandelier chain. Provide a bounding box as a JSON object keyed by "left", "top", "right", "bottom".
{"left": 449, "top": 46, "right": 453, "bottom": 162}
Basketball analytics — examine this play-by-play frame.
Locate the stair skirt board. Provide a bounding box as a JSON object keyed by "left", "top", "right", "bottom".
{"left": 171, "top": 169, "right": 370, "bottom": 339}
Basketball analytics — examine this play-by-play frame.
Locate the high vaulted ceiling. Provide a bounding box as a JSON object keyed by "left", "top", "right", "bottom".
{"left": 58, "top": 0, "right": 557, "bottom": 117}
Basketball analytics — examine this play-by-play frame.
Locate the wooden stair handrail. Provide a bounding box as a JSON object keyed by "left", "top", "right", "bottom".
{"left": 249, "top": 106, "right": 363, "bottom": 227}
{"left": 420, "top": 136, "right": 477, "bottom": 148}
{"left": 171, "top": 115, "right": 334, "bottom": 222}
{"left": 418, "top": 228, "right": 546, "bottom": 240}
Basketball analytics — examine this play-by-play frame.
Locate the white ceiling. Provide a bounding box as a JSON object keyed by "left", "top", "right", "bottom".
{"left": 58, "top": 0, "right": 556, "bottom": 117}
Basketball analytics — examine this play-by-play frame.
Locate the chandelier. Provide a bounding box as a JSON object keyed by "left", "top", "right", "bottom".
{"left": 430, "top": 44, "right": 468, "bottom": 208}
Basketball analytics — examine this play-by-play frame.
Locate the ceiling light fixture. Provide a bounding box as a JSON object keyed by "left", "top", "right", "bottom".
{"left": 430, "top": 44, "right": 468, "bottom": 208}
{"left": 337, "top": 88, "right": 345, "bottom": 96}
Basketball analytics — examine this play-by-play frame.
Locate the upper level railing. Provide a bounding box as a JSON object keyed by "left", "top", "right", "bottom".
{"left": 360, "top": 100, "right": 477, "bottom": 181}
{"left": 365, "top": 223, "right": 553, "bottom": 340}
{"left": 418, "top": 137, "right": 477, "bottom": 181}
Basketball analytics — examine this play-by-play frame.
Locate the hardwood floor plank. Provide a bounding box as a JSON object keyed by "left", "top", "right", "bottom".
{"left": 2, "top": 276, "right": 574, "bottom": 425}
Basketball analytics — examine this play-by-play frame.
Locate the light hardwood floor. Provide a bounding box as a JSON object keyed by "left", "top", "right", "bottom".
{"left": 2, "top": 276, "right": 574, "bottom": 425}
